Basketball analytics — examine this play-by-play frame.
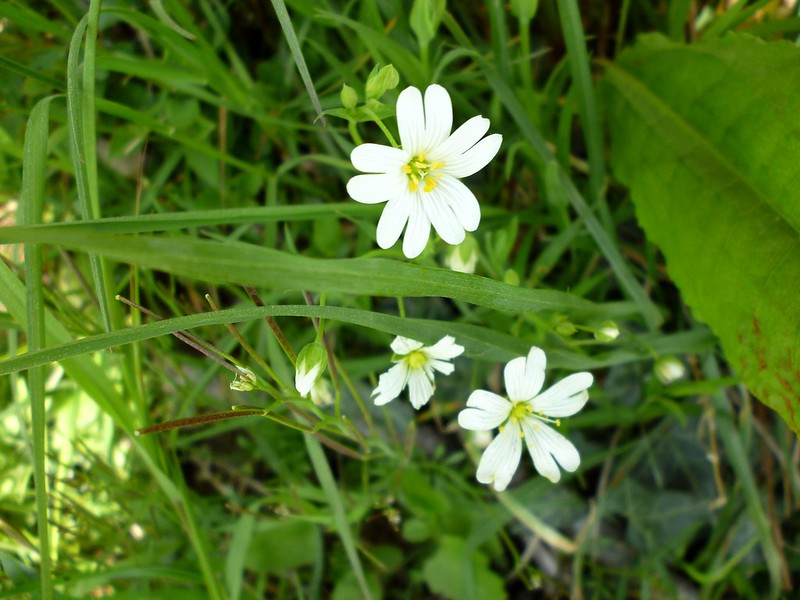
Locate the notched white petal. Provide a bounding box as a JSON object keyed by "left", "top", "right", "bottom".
{"left": 372, "top": 363, "right": 408, "bottom": 406}
{"left": 459, "top": 390, "right": 510, "bottom": 431}
{"left": 425, "top": 336, "right": 464, "bottom": 360}
{"left": 521, "top": 419, "right": 561, "bottom": 483}
{"left": 531, "top": 372, "right": 593, "bottom": 417}
{"left": 443, "top": 134, "right": 502, "bottom": 179}
{"left": 347, "top": 174, "right": 404, "bottom": 204}
{"left": 433, "top": 115, "right": 490, "bottom": 163}
{"left": 537, "top": 422, "right": 580, "bottom": 473}
{"left": 397, "top": 86, "right": 425, "bottom": 155}
{"left": 476, "top": 422, "right": 521, "bottom": 491}
{"left": 402, "top": 195, "right": 431, "bottom": 258}
{"left": 423, "top": 84, "right": 453, "bottom": 149}
{"left": 351, "top": 143, "right": 409, "bottom": 173}
{"left": 425, "top": 191, "right": 465, "bottom": 245}
{"left": 407, "top": 369, "right": 434, "bottom": 409}
{"left": 435, "top": 176, "right": 481, "bottom": 232}
{"left": 376, "top": 196, "right": 412, "bottom": 249}
{"left": 390, "top": 336, "right": 425, "bottom": 355}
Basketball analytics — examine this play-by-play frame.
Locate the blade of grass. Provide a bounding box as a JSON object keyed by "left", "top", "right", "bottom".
{"left": 555, "top": 0, "right": 613, "bottom": 233}
{"left": 21, "top": 94, "right": 58, "bottom": 600}
{"left": 304, "top": 434, "right": 372, "bottom": 600}
{"left": 66, "top": 11, "right": 113, "bottom": 331}
{"left": 271, "top": 0, "right": 325, "bottom": 124}
{"left": 0, "top": 230, "right": 627, "bottom": 320}
{"left": 0, "top": 302, "right": 708, "bottom": 377}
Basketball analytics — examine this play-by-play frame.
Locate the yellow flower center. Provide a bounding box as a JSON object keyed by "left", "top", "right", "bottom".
{"left": 509, "top": 401, "right": 532, "bottom": 423}
{"left": 406, "top": 350, "right": 428, "bottom": 369}
{"left": 402, "top": 152, "right": 444, "bottom": 193}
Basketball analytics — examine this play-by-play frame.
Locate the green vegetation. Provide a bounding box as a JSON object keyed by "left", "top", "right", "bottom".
{"left": 1, "top": 0, "right": 798, "bottom": 597}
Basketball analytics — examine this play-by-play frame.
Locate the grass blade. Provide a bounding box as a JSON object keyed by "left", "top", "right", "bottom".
{"left": 21, "top": 94, "right": 59, "bottom": 600}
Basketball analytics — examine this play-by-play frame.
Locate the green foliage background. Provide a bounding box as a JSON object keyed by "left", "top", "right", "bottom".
{"left": 1, "top": 0, "right": 799, "bottom": 598}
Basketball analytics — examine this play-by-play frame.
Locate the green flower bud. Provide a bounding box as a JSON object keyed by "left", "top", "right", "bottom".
{"left": 594, "top": 321, "right": 619, "bottom": 342}
{"left": 295, "top": 342, "right": 328, "bottom": 397}
{"left": 554, "top": 320, "right": 577, "bottom": 337}
{"left": 655, "top": 356, "right": 686, "bottom": 385}
{"left": 365, "top": 64, "right": 400, "bottom": 100}
{"left": 340, "top": 83, "right": 358, "bottom": 109}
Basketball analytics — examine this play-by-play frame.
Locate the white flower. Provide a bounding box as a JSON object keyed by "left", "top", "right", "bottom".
{"left": 445, "top": 235, "right": 479, "bottom": 274}
{"left": 373, "top": 335, "right": 465, "bottom": 409}
{"left": 458, "top": 347, "right": 592, "bottom": 491}
{"left": 346, "top": 84, "right": 502, "bottom": 259}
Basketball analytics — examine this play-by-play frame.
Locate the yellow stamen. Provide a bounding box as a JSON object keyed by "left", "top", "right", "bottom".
{"left": 403, "top": 152, "right": 445, "bottom": 194}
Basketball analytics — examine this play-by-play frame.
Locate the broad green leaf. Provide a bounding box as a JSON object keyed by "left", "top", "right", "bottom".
{"left": 421, "top": 536, "right": 506, "bottom": 600}
{"left": 603, "top": 33, "right": 800, "bottom": 432}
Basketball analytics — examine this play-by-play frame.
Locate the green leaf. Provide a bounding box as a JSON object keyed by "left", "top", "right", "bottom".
{"left": 244, "top": 519, "right": 321, "bottom": 573}
{"left": 421, "top": 536, "right": 506, "bottom": 600}
{"left": 602, "top": 33, "right": 800, "bottom": 432}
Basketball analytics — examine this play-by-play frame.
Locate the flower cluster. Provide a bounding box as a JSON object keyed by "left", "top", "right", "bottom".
{"left": 338, "top": 82, "right": 593, "bottom": 491}
{"left": 367, "top": 337, "right": 592, "bottom": 491}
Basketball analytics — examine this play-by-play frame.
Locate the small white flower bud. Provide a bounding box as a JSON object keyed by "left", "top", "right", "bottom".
{"left": 655, "top": 356, "right": 686, "bottom": 385}
{"left": 295, "top": 342, "right": 328, "bottom": 397}
{"left": 594, "top": 321, "right": 619, "bottom": 342}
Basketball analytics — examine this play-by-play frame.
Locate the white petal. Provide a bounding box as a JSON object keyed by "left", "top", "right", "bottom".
{"left": 390, "top": 336, "right": 424, "bottom": 355}
{"left": 442, "top": 134, "right": 502, "bottom": 178}
{"left": 407, "top": 368, "right": 434, "bottom": 409}
{"left": 531, "top": 372, "right": 593, "bottom": 417}
{"left": 521, "top": 419, "right": 580, "bottom": 482}
{"left": 431, "top": 115, "right": 490, "bottom": 163}
{"left": 424, "top": 191, "right": 465, "bottom": 245}
{"left": 425, "top": 336, "right": 465, "bottom": 360}
{"left": 397, "top": 86, "right": 425, "bottom": 155}
{"left": 476, "top": 421, "right": 521, "bottom": 491}
{"left": 434, "top": 176, "right": 481, "bottom": 231}
{"left": 295, "top": 362, "right": 320, "bottom": 397}
{"left": 347, "top": 174, "right": 404, "bottom": 204}
{"left": 376, "top": 195, "right": 412, "bottom": 249}
{"left": 429, "top": 359, "right": 454, "bottom": 375}
{"left": 402, "top": 195, "right": 431, "bottom": 258}
{"left": 423, "top": 84, "right": 453, "bottom": 149}
{"left": 372, "top": 363, "right": 408, "bottom": 406}
{"left": 504, "top": 349, "right": 545, "bottom": 402}
{"left": 458, "top": 390, "right": 511, "bottom": 430}
{"left": 351, "top": 143, "right": 409, "bottom": 173}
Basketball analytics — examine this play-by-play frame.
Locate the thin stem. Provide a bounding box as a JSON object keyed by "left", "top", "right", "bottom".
{"left": 361, "top": 107, "right": 398, "bottom": 147}
{"left": 243, "top": 286, "right": 297, "bottom": 364}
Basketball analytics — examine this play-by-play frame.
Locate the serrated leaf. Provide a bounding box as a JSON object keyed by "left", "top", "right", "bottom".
{"left": 603, "top": 33, "right": 800, "bottom": 432}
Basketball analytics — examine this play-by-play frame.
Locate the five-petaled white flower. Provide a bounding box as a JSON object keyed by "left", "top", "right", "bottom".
{"left": 346, "top": 84, "right": 502, "bottom": 259}
{"left": 458, "top": 347, "right": 592, "bottom": 491}
{"left": 373, "top": 335, "right": 465, "bottom": 409}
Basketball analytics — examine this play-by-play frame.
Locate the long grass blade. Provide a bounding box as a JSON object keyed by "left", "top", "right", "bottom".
{"left": 20, "top": 93, "right": 59, "bottom": 600}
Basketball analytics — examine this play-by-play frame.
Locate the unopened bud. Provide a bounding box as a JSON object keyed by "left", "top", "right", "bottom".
{"left": 365, "top": 64, "right": 399, "bottom": 100}
{"left": 295, "top": 342, "right": 328, "bottom": 397}
{"left": 655, "top": 355, "right": 686, "bottom": 385}
{"left": 594, "top": 321, "right": 619, "bottom": 342}
{"left": 340, "top": 83, "right": 358, "bottom": 109}
{"left": 446, "top": 236, "right": 479, "bottom": 274}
